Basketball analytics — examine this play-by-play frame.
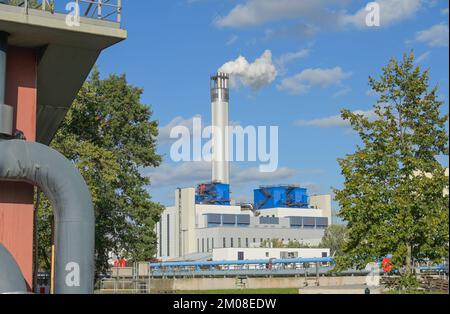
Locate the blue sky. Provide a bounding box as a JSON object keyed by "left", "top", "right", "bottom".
{"left": 92, "top": 0, "right": 449, "bottom": 211}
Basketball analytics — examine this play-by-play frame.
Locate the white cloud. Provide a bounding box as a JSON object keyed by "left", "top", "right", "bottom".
{"left": 226, "top": 35, "right": 238, "bottom": 46}
{"left": 277, "top": 67, "right": 351, "bottom": 94}
{"left": 415, "top": 51, "right": 431, "bottom": 63}
{"left": 441, "top": 7, "right": 449, "bottom": 15}
{"left": 341, "top": 0, "right": 422, "bottom": 28}
{"left": 265, "top": 24, "right": 319, "bottom": 40}
{"left": 333, "top": 87, "right": 352, "bottom": 98}
{"left": 296, "top": 110, "right": 377, "bottom": 128}
{"left": 157, "top": 115, "right": 201, "bottom": 144}
{"left": 145, "top": 161, "right": 302, "bottom": 188}
{"left": 215, "top": 0, "right": 422, "bottom": 34}
{"left": 145, "top": 161, "right": 211, "bottom": 186}
{"left": 219, "top": 50, "right": 278, "bottom": 90}
{"left": 232, "top": 166, "right": 298, "bottom": 184}
{"left": 414, "top": 23, "right": 449, "bottom": 47}
{"left": 276, "top": 49, "right": 310, "bottom": 66}
{"left": 214, "top": 0, "right": 339, "bottom": 28}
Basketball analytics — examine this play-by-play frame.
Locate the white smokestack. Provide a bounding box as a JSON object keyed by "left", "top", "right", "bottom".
{"left": 211, "top": 72, "right": 230, "bottom": 184}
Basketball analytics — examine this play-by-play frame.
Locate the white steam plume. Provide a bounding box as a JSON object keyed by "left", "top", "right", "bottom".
{"left": 219, "top": 50, "right": 277, "bottom": 91}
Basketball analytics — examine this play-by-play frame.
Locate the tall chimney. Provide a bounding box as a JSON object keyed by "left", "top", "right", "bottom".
{"left": 0, "top": 31, "right": 13, "bottom": 137}
{"left": 210, "top": 72, "right": 230, "bottom": 184}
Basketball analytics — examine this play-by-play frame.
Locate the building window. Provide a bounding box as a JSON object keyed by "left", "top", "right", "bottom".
{"left": 245, "top": 238, "right": 249, "bottom": 248}
{"left": 253, "top": 238, "right": 256, "bottom": 243}
{"left": 265, "top": 252, "right": 269, "bottom": 257}
{"left": 223, "top": 237, "right": 226, "bottom": 248}
{"left": 238, "top": 251, "right": 244, "bottom": 260}
{"left": 231, "top": 238, "right": 234, "bottom": 248}
{"left": 197, "top": 238, "right": 199, "bottom": 252}
{"left": 238, "top": 238, "right": 241, "bottom": 247}
{"left": 167, "top": 214, "right": 170, "bottom": 256}
{"left": 207, "top": 238, "right": 210, "bottom": 252}
{"left": 212, "top": 238, "right": 214, "bottom": 249}
{"left": 202, "top": 238, "right": 205, "bottom": 253}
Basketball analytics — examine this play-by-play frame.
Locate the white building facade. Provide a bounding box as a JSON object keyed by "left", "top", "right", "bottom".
{"left": 156, "top": 188, "right": 332, "bottom": 261}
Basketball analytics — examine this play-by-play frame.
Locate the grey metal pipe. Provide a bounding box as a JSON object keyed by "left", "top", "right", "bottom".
{"left": 0, "top": 139, "right": 95, "bottom": 294}
{"left": 0, "top": 244, "right": 28, "bottom": 294}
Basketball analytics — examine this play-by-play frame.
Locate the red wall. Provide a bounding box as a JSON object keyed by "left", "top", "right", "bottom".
{"left": 0, "top": 46, "right": 37, "bottom": 291}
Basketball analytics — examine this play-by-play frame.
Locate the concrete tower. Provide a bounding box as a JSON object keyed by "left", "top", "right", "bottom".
{"left": 210, "top": 72, "right": 230, "bottom": 184}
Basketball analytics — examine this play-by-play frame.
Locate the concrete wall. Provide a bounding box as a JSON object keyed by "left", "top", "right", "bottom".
{"left": 157, "top": 205, "right": 179, "bottom": 260}
{"left": 149, "top": 276, "right": 367, "bottom": 292}
{"left": 0, "top": 46, "right": 37, "bottom": 291}
{"left": 179, "top": 188, "right": 196, "bottom": 256}
{"left": 309, "top": 195, "right": 332, "bottom": 223}
{"left": 195, "top": 226, "right": 326, "bottom": 253}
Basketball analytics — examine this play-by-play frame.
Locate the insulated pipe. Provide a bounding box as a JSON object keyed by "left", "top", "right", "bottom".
{"left": 0, "top": 139, "right": 95, "bottom": 294}
{"left": 0, "top": 244, "right": 28, "bottom": 294}
{"left": 0, "top": 31, "right": 13, "bottom": 137}
{"left": 211, "top": 72, "right": 230, "bottom": 184}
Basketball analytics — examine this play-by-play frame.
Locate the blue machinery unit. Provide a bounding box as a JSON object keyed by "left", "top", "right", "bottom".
{"left": 196, "top": 182, "right": 231, "bottom": 205}
{"left": 254, "top": 185, "right": 309, "bottom": 210}
{"left": 195, "top": 184, "right": 310, "bottom": 208}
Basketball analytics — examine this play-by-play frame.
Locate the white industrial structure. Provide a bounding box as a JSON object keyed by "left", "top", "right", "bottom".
{"left": 211, "top": 72, "right": 230, "bottom": 184}
{"left": 213, "top": 248, "right": 330, "bottom": 261}
{"left": 156, "top": 72, "right": 333, "bottom": 262}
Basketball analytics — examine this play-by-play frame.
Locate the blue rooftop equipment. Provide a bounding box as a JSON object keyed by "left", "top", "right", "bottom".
{"left": 196, "top": 182, "right": 230, "bottom": 205}
{"left": 254, "top": 185, "right": 309, "bottom": 209}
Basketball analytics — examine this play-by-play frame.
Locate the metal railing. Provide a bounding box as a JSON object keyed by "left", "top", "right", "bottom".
{"left": 0, "top": 0, "right": 122, "bottom": 23}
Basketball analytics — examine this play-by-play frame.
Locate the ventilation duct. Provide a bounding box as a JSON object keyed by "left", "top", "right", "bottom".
{"left": 0, "top": 244, "right": 28, "bottom": 294}
{"left": 0, "top": 139, "right": 95, "bottom": 294}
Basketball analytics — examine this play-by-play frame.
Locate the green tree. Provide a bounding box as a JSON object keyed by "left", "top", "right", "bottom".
{"left": 260, "top": 239, "right": 285, "bottom": 248}
{"left": 259, "top": 239, "right": 316, "bottom": 249}
{"left": 319, "top": 224, "right": 348, "bottom": 256}
{"left": 37, "top": 68, "right": 163, "bottom": 276}
{"left": 286, "top": 240, "right": 315, "bottom": 248}
{"left": 334, "top": 52, "right": 449, "bottom": 288}
{"left": 8, "top": 0, "right": 52, "bottom": 10}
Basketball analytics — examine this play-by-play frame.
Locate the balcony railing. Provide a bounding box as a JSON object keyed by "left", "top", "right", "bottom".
{"left": 0, "top": 0, "right": 122, "bottom": 24}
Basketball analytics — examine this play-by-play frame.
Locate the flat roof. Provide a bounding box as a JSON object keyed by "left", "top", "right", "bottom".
{"left": 1, "top": 3, "right": 127, "bottom": 144}
{"left": 0, "top": 4, "right": 126, "bottom": 49}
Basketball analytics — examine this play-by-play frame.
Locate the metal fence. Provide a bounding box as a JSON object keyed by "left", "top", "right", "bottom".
{"left": 0, "top": 0, "right": 122, "bottom": 23}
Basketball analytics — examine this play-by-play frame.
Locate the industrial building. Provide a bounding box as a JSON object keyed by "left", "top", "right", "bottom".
{"left": 156, "top": 72, "right": 332, "bottom": 262}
